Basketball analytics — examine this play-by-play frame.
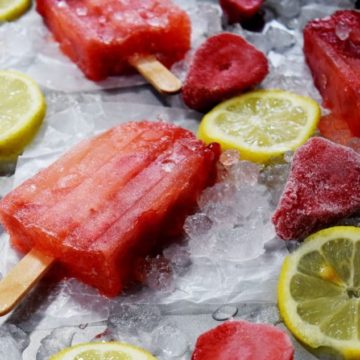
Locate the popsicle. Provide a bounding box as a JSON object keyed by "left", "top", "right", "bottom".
{"left": 182, "top": 33, "right": 268, "bottom": 112}
{"left": 219, "top": 0, "right": 264, "bottom": 24}
{"left": 304, "top": 10, "right": 360, "bottom": 135}
{"left": 273, "top": 137, "right": 360, "bottom": 241}
{"left": 36, "top": 0, "right": 191, "bottom": 93}
{"left": 191, "top": 321, "right": 294, "bottom": 360}
{"left": 0, "top": 121, "right": 219, "bottom": 313}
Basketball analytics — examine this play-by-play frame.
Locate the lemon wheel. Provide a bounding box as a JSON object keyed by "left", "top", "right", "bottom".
{"left": 0, "top": 70, "right": 46, "bottom": 159}
{"left": 278, "top": 226, "right": 360, "bottom": 359}
{"left": 50, "top": 342, "right": 158, "bottom": 360}
{"left": 198, "top": 89, "right": 320, "bottom": 163}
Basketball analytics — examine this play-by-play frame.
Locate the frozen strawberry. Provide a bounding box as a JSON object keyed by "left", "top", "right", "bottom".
{"left": 273, "top": 137, "right": 360, "bottom": 240}
{"left": 191, "top": 321, "right": 294, "bottom": 360}
{"left": 304, "top": 10, "right": 360, "bottom": 136}
{"left": 219, "top": 0, "right": 264, "bottom": 24}
{"left": 182, "top": 33, "right": 268, "bottom": 112}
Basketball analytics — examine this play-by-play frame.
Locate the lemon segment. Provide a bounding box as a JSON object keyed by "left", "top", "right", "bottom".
{"left": 0, "top": 0, "right": 31, "bottom": 21}
{"left": 50, "top": 342, "right": 158, "bottom": 360}
{"left": 198, "top": 89, "right": 320, "bottom": 163}
{"left": 0, "top": 70, "right": 46, "bottom": 160}
{"left": 278, "top": 226, "right": 360, "bottom": 359}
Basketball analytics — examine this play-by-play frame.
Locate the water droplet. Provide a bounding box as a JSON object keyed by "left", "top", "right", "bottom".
{"left": 212, "top": 305, "right": 238, "bottom": 321}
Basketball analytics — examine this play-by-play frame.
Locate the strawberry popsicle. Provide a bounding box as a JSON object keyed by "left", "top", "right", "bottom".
{"left": 0, "top": 121, "right": 219, "bottom": 296}
{"left": 36, "top": 0, "right": 191, "bottom": 82}
{"left": 304, "top": 10, "right": 360, "bottom": 136}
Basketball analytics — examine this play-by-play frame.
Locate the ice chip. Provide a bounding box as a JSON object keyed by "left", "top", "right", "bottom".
{"left": 266, "top": 26, "right": 296, "bottom": 52}
{"left": 36, "top": 327, "right": 76, "bottom": 360}
{"left": 152, "top": 322, "right": 189, "bottom": 358}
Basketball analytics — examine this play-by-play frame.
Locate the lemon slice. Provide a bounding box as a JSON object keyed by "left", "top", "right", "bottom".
{"left": 50, "top": 342, "right": 158, "bottom": 360}
{"left": 0, "top": 0, "right": 31, "bottom": 21}
{"left": 198, "top": 89, "right": 320, "bottom": 163}
{"left": 278, "top": 226, "right": 360, "bottom": 359}
{"left": 0, "top": 70, "right": 46, "bottom": 160}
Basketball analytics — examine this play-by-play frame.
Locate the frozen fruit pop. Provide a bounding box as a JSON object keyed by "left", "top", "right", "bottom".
{"left": 0, "top": 121, "right": 219, "bottom": 310}
{"left": 36, "top": 0, "right": 191, "bottom": 93}
{"left": 273, "top": 137, "right": 360, "bottom": 241}
{"left": 304, "top": 10, "right": 360, "bottom": 136}
{"left": 182, "top": 33, "right": 268, "bottom": 112}
{"left": 191, "top": 321, "right": 294, "bottom": 360}
{"left": 219, "top": 0, "right": 264, "bottom": 24}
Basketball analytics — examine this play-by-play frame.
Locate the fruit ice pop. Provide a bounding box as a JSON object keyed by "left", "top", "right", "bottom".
{"left": 304, "top": 10, "right": 360, "bottom": 136}
{"left": 182, "top": 33, "right": 268, "bottom": 112}
{"left": 273, "top": 137, "right": 360, "bottom": 241}
{"left": 36, "top": 0, "right": 191, "bottom": 82}
{"left": 0, "top": 121, "right": 219, "bottom": 296}
{"left": 191, "top": 321, "right": 294, "bottom": 360}
{"left": 219, "top": 0, "right": 264, "bottom": 24}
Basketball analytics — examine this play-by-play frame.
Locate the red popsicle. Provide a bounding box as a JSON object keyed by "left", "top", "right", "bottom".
{"left": 191, "top": 321, "right": 294, "bottom": 360}
{"left": 273, "top": 137, "right": 360, "bottom": 241}
{"left": 0, "top": 122, "right": 219, "bottom": 303}
{"left": 304, "top": 10, "right": 360, "bottom": 136}
{"left": 219, "top": 0, "right": 264, "bottom": 24}
{"left": 182, "top": 33, "right": 268, "bottom": 112}
{"left": 37, "top": 0, "right": 191, "bottom": 92}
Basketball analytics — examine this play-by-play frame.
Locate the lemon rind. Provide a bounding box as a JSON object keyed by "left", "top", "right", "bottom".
{"left": 0, "top": 0, "right": 31, "bottom": 21}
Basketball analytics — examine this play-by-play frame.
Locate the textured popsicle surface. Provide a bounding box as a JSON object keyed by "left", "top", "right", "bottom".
{"left": 182, "top": 33, "right": 268, "bottom": 112}
{"left": 36, "top": 0, "right": 191, "bottom": 80}
{"left": 191, "top": 321, "right": 294, "bottom": 360}
{"left": 304, "top": 10, "right": 360, "bottom": 136}
{"left": 0, "top": 121, "right": 219, "bottom": 296}
{"left": 273, "top": 137, "right": 360, "bottom": 241}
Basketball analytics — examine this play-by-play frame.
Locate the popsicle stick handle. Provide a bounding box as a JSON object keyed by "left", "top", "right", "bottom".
{"left": 129, "top": 55, "right": 182, "bottom": 94}
{"left": 0, "top": 249, "right": 54, "bottom": 316}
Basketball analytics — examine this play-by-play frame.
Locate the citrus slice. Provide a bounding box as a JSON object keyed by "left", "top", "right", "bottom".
{"left": 198, "top": 89, "right": 320, "bottom": 163}
{"left": 0, "top": 0, "right": 31, "bottom": 21}
{"left": 278, "top": 226, "right": 360, "bottom": 359}
{"left": 0, "top": 70, "right": 46, "bottom": 160}
{"left": 50, "top": 342, "right": 158, "bottom": 360}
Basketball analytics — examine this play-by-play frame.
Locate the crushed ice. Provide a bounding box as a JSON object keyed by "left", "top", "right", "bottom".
{"left": 0, "top": 1, "right": 358, "bottom": 359}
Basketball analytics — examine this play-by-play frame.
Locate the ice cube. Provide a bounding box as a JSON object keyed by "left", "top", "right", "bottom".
{"left": 266, "top": 0, "right": 301, "bottom": 19}
{"left": 0, "top": 324, "right": 30, "bottom": 360}
{"left": 266, "top": 26, "right": 296, "bottom": 52}
{"left": 36, "top": 327, "right": 76, "bottom": 360}
{"left": 152, "top": 322, "right": 189, "bottom": 358}
{"left": 108, "top": 304, "right": 161, "bottom": 334}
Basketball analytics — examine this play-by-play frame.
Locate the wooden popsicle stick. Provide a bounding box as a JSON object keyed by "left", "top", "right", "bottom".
{"left": 129, "top": 55, "right": 182, "bottom": 95}
{"left": 0, "top": 249, "right": 54, "bottom": 316}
